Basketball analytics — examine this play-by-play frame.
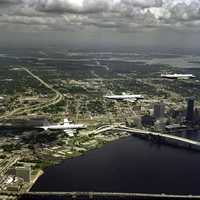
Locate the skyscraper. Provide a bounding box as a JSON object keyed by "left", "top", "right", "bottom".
{"left": 186, "top": 97, "right": 195, "bottom": 122}
{"left": 153, "top": 101, "right": 165, "bottom": 119}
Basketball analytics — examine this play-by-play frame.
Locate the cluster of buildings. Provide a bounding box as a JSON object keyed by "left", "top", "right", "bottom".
{"left": 0, "top": 156, "right": 32, "bottom": 192}
{"left": 135, "top": 97, "right": 199, "bottom": 132}
{"left": 5, "top": 166, "right": 31, "bottom": 192}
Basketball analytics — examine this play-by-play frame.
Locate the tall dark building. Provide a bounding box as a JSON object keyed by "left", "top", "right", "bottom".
{"left": 153, "top": 101, "right": 165, "bottom": 119}
{"left": 194, "top": 108, "right": 200, "bottom": 124}
{"left": 186, "top": 97, "right": 195, "bottom": 122}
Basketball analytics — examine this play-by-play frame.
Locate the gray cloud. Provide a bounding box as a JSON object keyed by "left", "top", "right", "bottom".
{"left": 0, "top": 0, "right": 200, "bottom": 32}
{"left": 0, "top": 0, "right": 22, "bottom": 4}
{"left": 121, "top": 0, "right": 163, "bottom": 8}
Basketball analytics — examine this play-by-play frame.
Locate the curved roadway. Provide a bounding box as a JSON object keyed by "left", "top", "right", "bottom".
{"left": 0, "top": 67, "right": 63, "bottom": 120}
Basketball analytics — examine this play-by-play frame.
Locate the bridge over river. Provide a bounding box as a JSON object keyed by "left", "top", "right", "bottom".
{"left": 114, "top": 126, "right": 200, "bottom": 148}
{"left": 1, "top": 191, "right": 200, "bottom": 200}
{"left": 89, "top": 124, "right": 200, "bottom": 150}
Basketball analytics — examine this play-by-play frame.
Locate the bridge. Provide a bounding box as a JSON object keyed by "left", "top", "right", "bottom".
{"left": 114, "top": 126, "right": 200, "bottom": 148}
{"left": 89, "top": 125, "right": 200, "bottom": 149}
{"left": 88, "top": 124, "right": 120, "bottom": 135}
{"left": 1, "top": 191, "right": 200, "bottom": 200}
{"left": 114, "top": 126, "right": 200, "bottom": 147}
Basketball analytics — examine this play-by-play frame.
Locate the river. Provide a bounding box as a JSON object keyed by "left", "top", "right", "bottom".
{"left": 31, "top": 136, "right": 200, "bottom": 195}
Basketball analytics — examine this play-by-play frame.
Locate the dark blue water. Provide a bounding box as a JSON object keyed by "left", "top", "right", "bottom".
{"left": 31, "top": 136, "right": 200, "bottom": 195}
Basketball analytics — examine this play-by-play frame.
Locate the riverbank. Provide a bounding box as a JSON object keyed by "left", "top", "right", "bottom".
{"left": 30, "top": 127, "right": 200, "bottom": 192}
{"left": 31, "top": 136, "right": 200, "bottom": 194}
{"left": 35, "top": 132, "right": 131, "bottom": 170}
{"left": 27, "top": 130, "right": 131, "bottom": 192}
{"left": 21, "top": 170, "right": 44, "bottom": 192}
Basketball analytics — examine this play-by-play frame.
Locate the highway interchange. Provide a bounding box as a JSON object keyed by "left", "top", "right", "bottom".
{"left": 0, "top": 67, "right": 63, "bottom": 121}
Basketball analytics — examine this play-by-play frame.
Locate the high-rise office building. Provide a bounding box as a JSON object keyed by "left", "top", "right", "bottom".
{"left": 194, "top": 108, "right": 200, "bottom": 124}
{"left": 153, "top": 101, "right": 165, "bottom": 119}
{"left": 186, "top": 97, "right": 195, "bottom": 122}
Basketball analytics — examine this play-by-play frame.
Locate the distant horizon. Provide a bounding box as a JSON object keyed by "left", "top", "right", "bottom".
{"left": 0, "top": 42, "right": 200, "bottom": 56}
{"left": 1, "top": 0, "right": 200, "bottom": 53}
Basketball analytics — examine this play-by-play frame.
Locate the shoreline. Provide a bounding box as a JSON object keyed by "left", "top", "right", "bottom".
{"left": 25, "top": 170, "right": 44, "bottom": 192}
{"left": 29, "top": 134, "right": 130, "bottom": 189}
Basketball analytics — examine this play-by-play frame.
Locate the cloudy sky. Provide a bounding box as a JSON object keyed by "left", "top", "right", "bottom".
{"left": 1, "top": 0, "right": 200, "bottom": 49}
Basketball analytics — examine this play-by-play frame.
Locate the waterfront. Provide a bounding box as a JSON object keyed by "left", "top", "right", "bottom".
{"left": 31, "top": 136, "right": 200, "bottom": 195}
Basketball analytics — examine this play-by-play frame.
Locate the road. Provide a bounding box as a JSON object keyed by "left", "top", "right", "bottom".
{"left": 0, "top": 68, "right": 63, "bottom": 120}
{"left": 0, "top": 156, "right": 20, "bottom": 176}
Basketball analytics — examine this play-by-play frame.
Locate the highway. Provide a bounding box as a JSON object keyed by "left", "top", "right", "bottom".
{"left": 0, "top": 68, "right": 63, "bottom": 120}
{"left": 17, "top": 68, "right": 63, "bottom": 114}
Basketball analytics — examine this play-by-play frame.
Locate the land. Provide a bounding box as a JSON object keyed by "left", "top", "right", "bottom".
{"left": 0, "top": 48, "right": 200, "bottom": 193}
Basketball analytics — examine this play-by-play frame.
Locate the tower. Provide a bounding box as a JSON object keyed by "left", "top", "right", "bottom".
{"left": 153, "top": 101, "right": 165, "bottom": 119}
{"left": 186, "top": 97, "right": 195, "bottom": 122}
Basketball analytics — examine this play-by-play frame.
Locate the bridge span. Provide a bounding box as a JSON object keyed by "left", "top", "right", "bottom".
{"left": 1, "top": 191, "right": 200, "bottom": 199}
{"left": 114, "top": 126, "right": 200, "bottom": 148}
{"left": 90, "top": 124, "right": 200, "bottom": 149}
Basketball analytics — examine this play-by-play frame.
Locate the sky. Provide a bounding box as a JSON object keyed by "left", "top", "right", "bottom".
{"left": 1, "top": 0, "right": 200, "bottom": 50}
